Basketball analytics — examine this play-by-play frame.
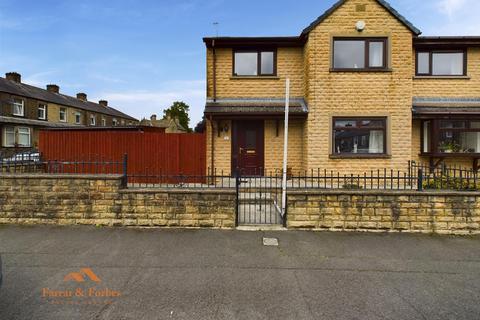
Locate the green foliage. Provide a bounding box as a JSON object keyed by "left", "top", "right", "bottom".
{"left": 163, "top": 101, "right": 192, "bottom": 132}
{"left": 423, "top": 175, "right": 479, "bottom": 191}
{"left": 342, "top": 177, "right": 363, "bottom": 190}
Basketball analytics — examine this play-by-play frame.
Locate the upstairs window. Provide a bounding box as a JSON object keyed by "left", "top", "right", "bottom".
{"left": 38, "top": 104, "right": 47, "bottom": 120}
{"left": 333, "top": 38, "right": 387, "bottom": 70}
{"left": 112, "top": 118, "right": 118, "bottom": 126}
{"left": 90, "top": 115, "right": 96, "bottom": 126}
{"left": 59, "top": 107, "right": 67, "bottom": 122}
{"left": 101, "top": 117, "right": 106, "bottom": 126}
{"left": 12, "top": 98, "right": 24, "bottom": 116}
{"left": 416, "top": 50, "right": 466, "bottom": 76}
{"left": 75, "top": 112, "right": 82, "bottom": 124}
{"left": 233, "top": 50, "right": 276, "bottom": 76}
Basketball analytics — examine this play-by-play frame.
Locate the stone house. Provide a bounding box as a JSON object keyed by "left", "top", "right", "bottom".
{"left": 0, "top": 72, "right": 137, "bottom": 156}
{"left": 203, "top": 0, "right": 480, "bottom": 175}
{"left": 140, "top": 115, "right": 188, "bottom": 133}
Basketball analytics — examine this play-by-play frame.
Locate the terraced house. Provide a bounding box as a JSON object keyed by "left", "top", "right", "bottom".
{"left": 203, "top": 0, "right": 480, "bottom": 175}
{"left": 0, "top": 72, "right": 137, "bottom": 156}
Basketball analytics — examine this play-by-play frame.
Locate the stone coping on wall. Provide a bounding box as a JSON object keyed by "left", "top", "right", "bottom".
{"left": 287, "top": 189, "right": 480, "bottom": 197}
{"left": 0, "top": 173, "right": 124, "bottom": 180}
{"left": 120, "top": 188, "right": 236, "bottom": 195}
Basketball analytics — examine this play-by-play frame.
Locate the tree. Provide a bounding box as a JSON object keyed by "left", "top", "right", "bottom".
{"left": 163, "top": 101, "right": 192, "bottom": 132}
{"left": 194, "top": 116, "right": 206, "bottom": 133}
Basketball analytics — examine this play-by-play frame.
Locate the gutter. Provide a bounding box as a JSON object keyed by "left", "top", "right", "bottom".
{"left": 212, "top": 39, "right": 217, "bottom": 102}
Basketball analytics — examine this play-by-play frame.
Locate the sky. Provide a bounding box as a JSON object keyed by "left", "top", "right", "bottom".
{"left": 0, "top": 0, "right": 479, "bottom": 127}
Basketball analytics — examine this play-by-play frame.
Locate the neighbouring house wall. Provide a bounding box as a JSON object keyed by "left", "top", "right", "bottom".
{"left": 304, "top": 0, "right": 413, "bottom": 173}
{"left": 206, "top": 47, "right": 304, "bottom": 99}
{"left": 0, "top": 174, "right": 235, "bottom": 228}
{"left": 206, "top": 119, "right": 232, "bottom": 175}
{"left": 264, "top": 119, "right": 304, "bottom": 173}
{"left": 287, "top": 190, "right": 480, "bottom": 234}
{"left": 413, "top": 47, "right": 480, "bottom": 97}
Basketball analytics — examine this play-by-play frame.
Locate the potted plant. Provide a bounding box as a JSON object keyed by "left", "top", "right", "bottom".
{"left": 439, "top": 141, "right": 461, "bottom": 153}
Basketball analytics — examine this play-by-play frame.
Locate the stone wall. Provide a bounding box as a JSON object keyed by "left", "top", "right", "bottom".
{"left": 0, "top": 174, "right": 235, "bottom": 228}
{"left": 287, "top": 190, "right": 480, "bottom": 234}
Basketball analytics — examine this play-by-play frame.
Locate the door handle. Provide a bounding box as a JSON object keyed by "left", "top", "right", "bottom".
{"left": 239, "top": 147, "right": 244, "bottom": 154}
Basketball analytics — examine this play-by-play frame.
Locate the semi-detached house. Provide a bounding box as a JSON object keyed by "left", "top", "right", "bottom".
{"left": 203, "top": 0, "right": 480, "bottom": 175}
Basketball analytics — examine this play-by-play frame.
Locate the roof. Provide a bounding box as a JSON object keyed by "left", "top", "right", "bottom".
{"left": 414, "top": 37, "right": 480, "bottom": 47}
{"left": 0, "top": 77, "right": 137, "bottom": 121}
{"left": 140, "top": 117, "right": 187, "bottom": 131}
{"left": 204, "top": 98, "right": 308, "bottom": 118}
{"left": 413, "top": 97, "right": 480, "bottom": 108}
{"left": 203, "top": 37, "right": 305, "bottom": 48}
{"left": 301, "top": 0, "right": 421, "bottom": 36}
{"left": 0, "top": 116, "right": 83, "bottom": 128}
{"left": 413, "top": 97, "right": 480, "bottom": 116}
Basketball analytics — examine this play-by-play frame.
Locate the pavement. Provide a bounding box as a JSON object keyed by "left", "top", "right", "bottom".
{"left": 0, "top": 226, "right": 480, "bottom": 320}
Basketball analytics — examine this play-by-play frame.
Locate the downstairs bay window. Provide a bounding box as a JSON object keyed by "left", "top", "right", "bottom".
{"left": 422, "top": 119, "right": 480, "bottom": 154}
{"left": 333, "top": 117, "right": 387, "bottom": 156}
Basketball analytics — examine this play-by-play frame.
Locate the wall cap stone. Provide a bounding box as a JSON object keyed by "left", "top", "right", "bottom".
{"left": 287, "top": 189, "right": 480, "bottom": 197}
{"left": 120, "top": 188, "right": 236, "bottom": 195}
{"left": 0, "top": 174, "right": 124, "bottom": 180}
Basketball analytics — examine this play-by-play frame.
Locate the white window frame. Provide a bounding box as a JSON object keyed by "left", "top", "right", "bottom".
{"left": 90, "top": 115, "right": 96, "bottom": 126}
{"left": 75, "top": 112, "right": 82, "bottom": 124}
{"left": 59, "top": 108, "right": 67, "bottom": 122}
{"left": 101, "top": 117, "right": 106, "bottom": 126}
{"left": 12, "top": 99, "right": 24, "bottom": 116}
{"left": 17, "top": 127, "right": 31, "bottom": 147}
{"left": 3, "top": 126, "right": 15, "bottom": 147}
{"left": 38, "top": 104, "right": 47, "bottom": 120}
{"left": 112, "top": 118, "right": 118, "bottom": 126}
{"left": 3, "top": 126, "right": 31, "bottom": 147}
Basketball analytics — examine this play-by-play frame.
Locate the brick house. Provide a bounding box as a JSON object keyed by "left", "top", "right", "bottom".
{"left": 203, "top": 0, "right": 480, "bottom": 175}
{"left": 0, "top": 72, "right": 137, "bottom": 156}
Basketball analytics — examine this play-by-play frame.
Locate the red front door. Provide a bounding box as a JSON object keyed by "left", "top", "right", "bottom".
{"left": 232, "top": 121, "right": 265, "bottom": 176}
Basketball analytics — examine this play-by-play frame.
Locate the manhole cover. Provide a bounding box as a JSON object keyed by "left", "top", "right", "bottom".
{"left": 263, "top": 237, "right": 279, "bottom": 246}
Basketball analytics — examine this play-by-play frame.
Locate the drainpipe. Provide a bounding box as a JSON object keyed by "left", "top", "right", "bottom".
{"left": 210, "top": 115, "right": 215, "bottom": 176}
{"left": 212, "top": 39, "right": 217, "bottom": 102}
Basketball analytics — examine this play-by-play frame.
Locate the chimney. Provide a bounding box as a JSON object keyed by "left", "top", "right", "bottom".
{"left": 5, "top": 72, "right": 21, "bottom": 83}
{"left": 99, "top": 100, "right": 108, "bottom": 107}
{"left": 46, "top": 84, "right": 59, "bottom": 93}
{"left": 76, "top": 93, "right": 87, "bottom": 101}
{"left": 150, "top": 114, "right": 157, "bottom": 121}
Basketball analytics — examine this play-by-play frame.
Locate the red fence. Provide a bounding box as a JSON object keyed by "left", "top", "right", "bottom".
{"left": 39, "top": 130, "right": 206, "bottom": 179}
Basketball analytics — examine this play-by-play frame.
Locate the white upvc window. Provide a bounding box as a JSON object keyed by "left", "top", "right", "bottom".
{"left": 3, "top": 126, "right": 31, "bottom": 147}
{"left": 75, "top": 112, "right": 82, "bottom": 124}
{"left": 112, "top": 118, "right": 118, "bottom": 126}
{"left": 17, "top": 127, "right": 31, "bottom": 147}
{"left": 90, "top": 115, "right": 96, "bottom": 126}
{"left": 38, "top": 104, "right": 47, "bottom": 120}
{"left": 101, "top": 117, "right": 106, "bottom": 126}
{"left": 3, "top": 126, "right": 15, "bottom": 147}
{"left": 59, "top": 108, "right": 67, "bottom": 122}
{"left": 12, "top": 99, "right": 24, "bottom": 116}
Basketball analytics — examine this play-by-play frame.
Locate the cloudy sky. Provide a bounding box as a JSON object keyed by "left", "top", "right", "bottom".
{"left": 0, "top": 0, "right": 478, "bottom": 127}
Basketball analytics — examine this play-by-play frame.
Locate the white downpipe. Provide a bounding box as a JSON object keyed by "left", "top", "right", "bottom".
{"left": 281, "top": 79, "right": 290, "bottom": 217}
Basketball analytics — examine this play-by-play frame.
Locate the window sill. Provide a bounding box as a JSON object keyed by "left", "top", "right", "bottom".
{"left": 420, "top": 152, "right": 480, "bottom": 158}
{"left": 330, "top": 154, "right": 391, "bottom": 159}
{"left": 329, "top": 68, "right": 393, "bottom": 73}
{"left": 230, "top": 76, "right": 280, "bottom": 80}
{"left": 413, "top": 76, "right": 470, "bottom": 80}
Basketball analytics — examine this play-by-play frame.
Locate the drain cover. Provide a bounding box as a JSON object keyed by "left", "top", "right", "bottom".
{"left": 263, "top": 237, "right": 279, "bottom": 246}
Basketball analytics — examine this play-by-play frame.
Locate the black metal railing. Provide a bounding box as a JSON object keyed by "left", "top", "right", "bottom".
{"left": 410, "top": 161, "right": 479, "bottom": 191}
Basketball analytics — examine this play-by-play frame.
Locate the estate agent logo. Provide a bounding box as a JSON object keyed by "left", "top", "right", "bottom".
{"left": 42, "top": 268, "right": 121, "bottom": 306}
{"left": 64, "top": 268, "right": 101, "bottom": 283}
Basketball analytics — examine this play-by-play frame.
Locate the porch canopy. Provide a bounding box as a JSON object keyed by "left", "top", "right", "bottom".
{"left": 413, "top": 97, "right": 480, "bottom": 118}
{"left": 204, "top": 98, "right": 308, "bottom": 120}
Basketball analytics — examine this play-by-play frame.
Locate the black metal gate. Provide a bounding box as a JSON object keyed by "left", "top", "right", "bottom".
{"left": 235, "top": 172, "right": 285, "bottom": 226}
